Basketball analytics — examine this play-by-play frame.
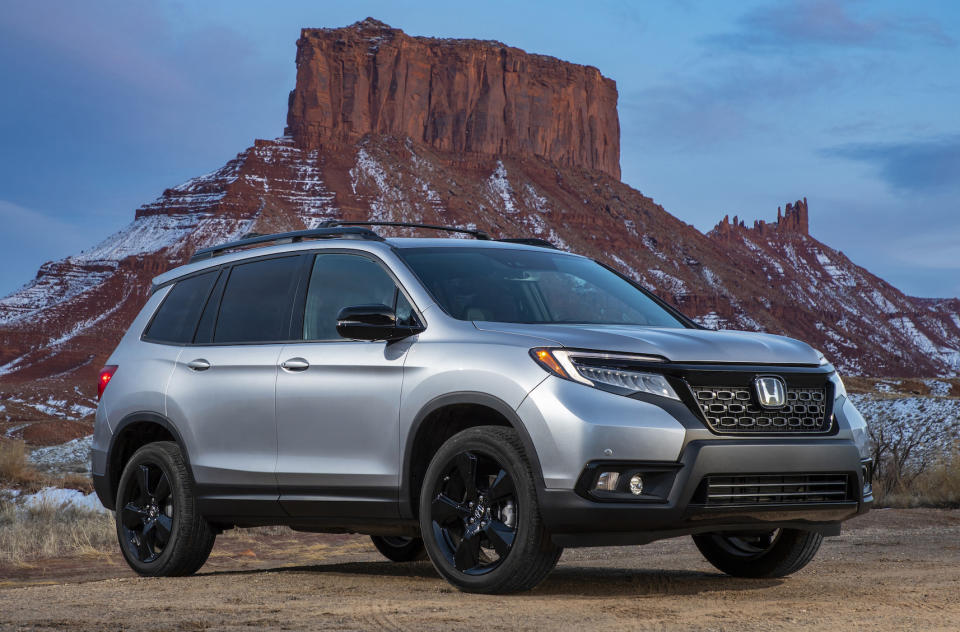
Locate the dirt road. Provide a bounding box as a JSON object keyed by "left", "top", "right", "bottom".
{"left": 1, "top": 508, "right": 958, "bottom": 631}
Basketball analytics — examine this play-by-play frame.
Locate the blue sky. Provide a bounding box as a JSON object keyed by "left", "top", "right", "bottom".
{"left": 1, "top": 0, "right": 958, "bottom": 298}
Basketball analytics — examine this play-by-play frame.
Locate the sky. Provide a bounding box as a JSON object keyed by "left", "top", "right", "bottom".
{"left": 0, "top": 0, "right": 958, "bottom": 298}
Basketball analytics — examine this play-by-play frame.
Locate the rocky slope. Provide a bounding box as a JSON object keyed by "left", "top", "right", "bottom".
{"left": 1, "top": 18, "right": 958, "bottom": 422}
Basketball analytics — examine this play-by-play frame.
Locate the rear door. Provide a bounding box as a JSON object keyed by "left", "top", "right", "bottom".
{"left": 164, "top": 254, "right": 303, "bottom": 518}
{"left": 275, "top": 251, "right": 419, "bottom": 518}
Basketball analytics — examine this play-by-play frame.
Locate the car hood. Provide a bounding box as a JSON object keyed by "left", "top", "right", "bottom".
{"left": 473, "top": 322, "right": 822, "bottom": 366}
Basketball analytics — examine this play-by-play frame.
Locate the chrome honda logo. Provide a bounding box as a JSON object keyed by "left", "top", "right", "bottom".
{"left": 754, "top": 376, "right": 786, "bottom": 408}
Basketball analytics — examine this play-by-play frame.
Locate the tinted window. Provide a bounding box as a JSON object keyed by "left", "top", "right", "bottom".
{"left": 397, "top": 247, "right": 686, "bottom": 327}
{"left": 145, "top": 271, "right": 218, "bottom": 343}
{"left": 303, "top": 254, "right": 405, "bottom": 340}
{"left": 193, "top": 270, "right": 226, "bottom": 344}
{"left": 214, "top": 256, "right": 300, "bottom": 343}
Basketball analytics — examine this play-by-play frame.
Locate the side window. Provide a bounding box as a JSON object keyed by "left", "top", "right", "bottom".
{"left": 303, "top": 253, "right": 409, "bottom": 340}
{"left": 193, "top": 270, "right": 227, "bottom": 344}
{"left": 144, "top": 271, "right": 218, "bottom": 344}
{"left": 214, "top": 256, "right": 301, "bottom": 343}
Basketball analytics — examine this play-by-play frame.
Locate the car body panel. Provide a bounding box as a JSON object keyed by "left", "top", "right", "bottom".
{"left": 275, "top": 339, "right": 411, "bottom": 516}
{"left": 474, "top": 322, "right": 822, "bottom": 365}
{"left": 165, "top": 344, "right": 283, "bottom": 489}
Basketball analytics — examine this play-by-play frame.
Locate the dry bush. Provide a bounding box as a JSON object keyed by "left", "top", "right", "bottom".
{"left": 0, "top": 440, "right": 45, "bottom": 491}
{"left": 855, "top": 392, "right": 960, "bottom": 508}
{"left": 0, "top": 499, "right": 115, "bottom": 564}
{"left": 0, "top": 438, "right": 93, "bottom": 493}
{"left": 875, "top": 448, "right": 960, "bottom": 508}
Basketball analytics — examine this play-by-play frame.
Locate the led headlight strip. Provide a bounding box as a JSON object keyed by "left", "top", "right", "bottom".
{"left": 530, "top": 348, "right": 679, "bottom": 400}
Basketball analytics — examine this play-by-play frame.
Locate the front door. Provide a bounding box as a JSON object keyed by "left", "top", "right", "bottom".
{"left": 275, "top": 251, "right": 418, "bottom": 518}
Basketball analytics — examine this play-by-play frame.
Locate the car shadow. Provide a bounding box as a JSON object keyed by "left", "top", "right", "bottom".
{"left": 200, "top": 561, "right": 782, "bottom": 596}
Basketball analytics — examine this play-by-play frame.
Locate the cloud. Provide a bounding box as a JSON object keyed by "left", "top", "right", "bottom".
{"left": 708, "top": 0, "right": 955, "bottom": 52}
{"left": 708, "top": 0, "right": 956, "bottom": 52}
{"left": 821, "top": 135, "right": 960, "bottom": 193}
{"left": 621, "top": 57, "right": 847, "bottom": 149}
{"left": 892, "top": 227, "right": 960, "bottom": 270}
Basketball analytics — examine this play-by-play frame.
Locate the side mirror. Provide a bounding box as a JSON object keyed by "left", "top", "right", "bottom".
{"left": 336, "top": 305, "right": 424, "bottom": 341}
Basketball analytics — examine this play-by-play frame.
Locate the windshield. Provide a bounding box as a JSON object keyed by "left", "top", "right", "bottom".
{"left": 397, "top": 247, "right": 687, "bottom": 327}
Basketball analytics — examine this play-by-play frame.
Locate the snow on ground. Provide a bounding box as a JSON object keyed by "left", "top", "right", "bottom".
{"left": 17, "top": 487, "right": 107, "bottom": 513}
{"left": 925, "top": 380, "right": 953, "bottom": 397}
{"left": 874, "top": 380, "right": 901, "bottom": 393}
{"left": 28, "top": 436, "right": 92, "bottom": 472}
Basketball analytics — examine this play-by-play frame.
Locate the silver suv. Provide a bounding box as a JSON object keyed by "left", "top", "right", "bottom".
{"left": 92, "top": 222, "right": 873, "bottom": 593}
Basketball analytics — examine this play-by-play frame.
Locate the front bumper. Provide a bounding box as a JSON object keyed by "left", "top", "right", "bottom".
{"left": 539, "top": 438, "right": 872, "bottom": 548}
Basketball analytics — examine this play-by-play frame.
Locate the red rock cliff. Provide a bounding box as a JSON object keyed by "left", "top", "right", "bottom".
{"left": 285, "top": 18, "right": 621, "bottom": 178}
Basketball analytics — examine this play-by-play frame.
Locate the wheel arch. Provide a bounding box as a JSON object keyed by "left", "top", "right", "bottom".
{"left": 102, "top": 412, "right": 192, "bottom": 510}
{"left": 400, "top": 392, "right": 545, "bottom": 520}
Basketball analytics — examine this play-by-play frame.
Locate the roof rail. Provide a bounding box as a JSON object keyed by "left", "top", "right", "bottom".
{"left": 497, "top": 238, "right": 558, "bottom": 249}
{"left": 317, "top": 220, "right": 491, "bottom": 240}
{"left": 189, "top": 226, "right": 383, "bottom": 263}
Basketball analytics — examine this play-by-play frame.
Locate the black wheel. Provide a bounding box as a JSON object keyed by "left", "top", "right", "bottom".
{"left": 115, "top": 441, "right": 215, "bottom": 576}
{"left": 419, "top": 426, "right": 561, "bottom": 594}
{"left": 692, "top": 528, "right": 823, "bottom": 578}
{"left": 370, "top": 535, "right": 427, "bottom": 562}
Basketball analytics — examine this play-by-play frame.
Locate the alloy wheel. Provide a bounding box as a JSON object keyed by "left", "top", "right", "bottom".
{"left": 429, "top": 450, "right": 518, "bottom": 575}
{"left": 119, "top": 463, "right": 174, "bottom": 563}
{"left": 711, "top": 529, "right": 782, "bottom": 557}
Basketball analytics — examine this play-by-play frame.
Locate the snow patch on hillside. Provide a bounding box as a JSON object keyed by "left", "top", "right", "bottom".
{"left": 487, "top": 161, "right": 517, "bottom": 213}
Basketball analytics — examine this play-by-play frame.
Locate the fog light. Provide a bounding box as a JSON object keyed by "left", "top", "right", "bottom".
{"left": 629, "top": 474, "right": 644, "bottom": 496}
{"left": 594, "top": 471, "right": 619, "bottom": 491}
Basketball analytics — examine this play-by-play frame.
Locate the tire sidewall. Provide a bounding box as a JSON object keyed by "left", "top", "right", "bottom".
{"left": 418, "top": 428, "right": 541, "bottom": 591}
{"left": 693, "top": 529, "right": 822, "bottom": 578}
{"left": 115, "top": 442, "right": 186, "bottom": 575}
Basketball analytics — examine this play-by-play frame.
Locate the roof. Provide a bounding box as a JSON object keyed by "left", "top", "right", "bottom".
{"left": 154, "top": 235, "right": 577, "bottom": 287}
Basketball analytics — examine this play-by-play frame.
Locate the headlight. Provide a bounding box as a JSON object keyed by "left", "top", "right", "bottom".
{"left": 530, "top": 348, "right": 679, "bottom": 400}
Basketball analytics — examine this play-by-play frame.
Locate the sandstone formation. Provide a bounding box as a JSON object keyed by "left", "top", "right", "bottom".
{"left": 286, "top": 18, "right": 620, "bottom": 178}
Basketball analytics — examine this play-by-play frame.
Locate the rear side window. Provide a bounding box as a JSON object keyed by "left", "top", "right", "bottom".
{"left": 214, "top": 256, "right": 300, "bottom": 343}
{"left": 144, "top": 271, "right": 218, "bottom": 343}
{"left": 303, "top": 253, "right": 403, "bottom": 340}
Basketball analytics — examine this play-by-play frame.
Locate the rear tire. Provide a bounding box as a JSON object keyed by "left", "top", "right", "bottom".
{"left": 370, "top": 536, "right": 426, "bottom": 562}
{"left": 692, "top": 528, "right": 823, "bottom": 578}
{"left": 419, "top": 426, "right": 562, "bottom": 594}
{"left": 115, "top": 441, "right": 215, "bottom": 576}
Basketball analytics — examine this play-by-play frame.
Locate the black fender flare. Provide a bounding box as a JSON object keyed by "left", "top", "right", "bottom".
{"left": 98, "top": 411, "right": 192, "bottom": 510}
{"left": 399, "top": 391, "right": 545, "bottom": 520}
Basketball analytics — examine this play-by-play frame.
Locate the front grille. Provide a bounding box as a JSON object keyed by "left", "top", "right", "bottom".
{"left": 691, "top": 385, "right": 830, "bottom": 434}
{"left": 697, "top": 473, "right": 852, "bottom": 506}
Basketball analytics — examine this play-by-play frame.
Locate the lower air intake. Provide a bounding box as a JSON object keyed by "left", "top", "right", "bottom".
{"left": 696, "top": 473, "right": 852, "bottom": 506}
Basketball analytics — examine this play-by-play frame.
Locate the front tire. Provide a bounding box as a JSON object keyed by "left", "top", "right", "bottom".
{"left": 692, "top": 528, "right": 823, "bottom": 578}
{"left": 115, "top": 441, "right": 215, "bottom": 576}
{"left": 418, "top": 426, "right": 561, "bottom": 594}
{"left": 370, "top": 536, "right": 426, "bottom": 562}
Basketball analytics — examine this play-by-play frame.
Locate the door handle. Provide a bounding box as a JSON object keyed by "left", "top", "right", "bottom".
{"left": 281, "top": 357, "right": 310, "bottom": 372}
{"left": 186, "top": 359, "right": 211, "bottom": 371}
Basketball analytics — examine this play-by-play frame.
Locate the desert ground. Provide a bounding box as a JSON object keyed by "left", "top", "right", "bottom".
{"left": 0, "top": 508, "right": 957, "bottom": 631}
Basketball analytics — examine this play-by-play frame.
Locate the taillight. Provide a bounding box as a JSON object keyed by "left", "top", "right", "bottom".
{"left": 98, "top": 365, "right": 118, "bottom": 400}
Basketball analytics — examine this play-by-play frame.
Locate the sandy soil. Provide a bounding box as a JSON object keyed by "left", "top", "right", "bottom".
{"left": 1, "top": 508, "right": 958, "bottom": 631}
